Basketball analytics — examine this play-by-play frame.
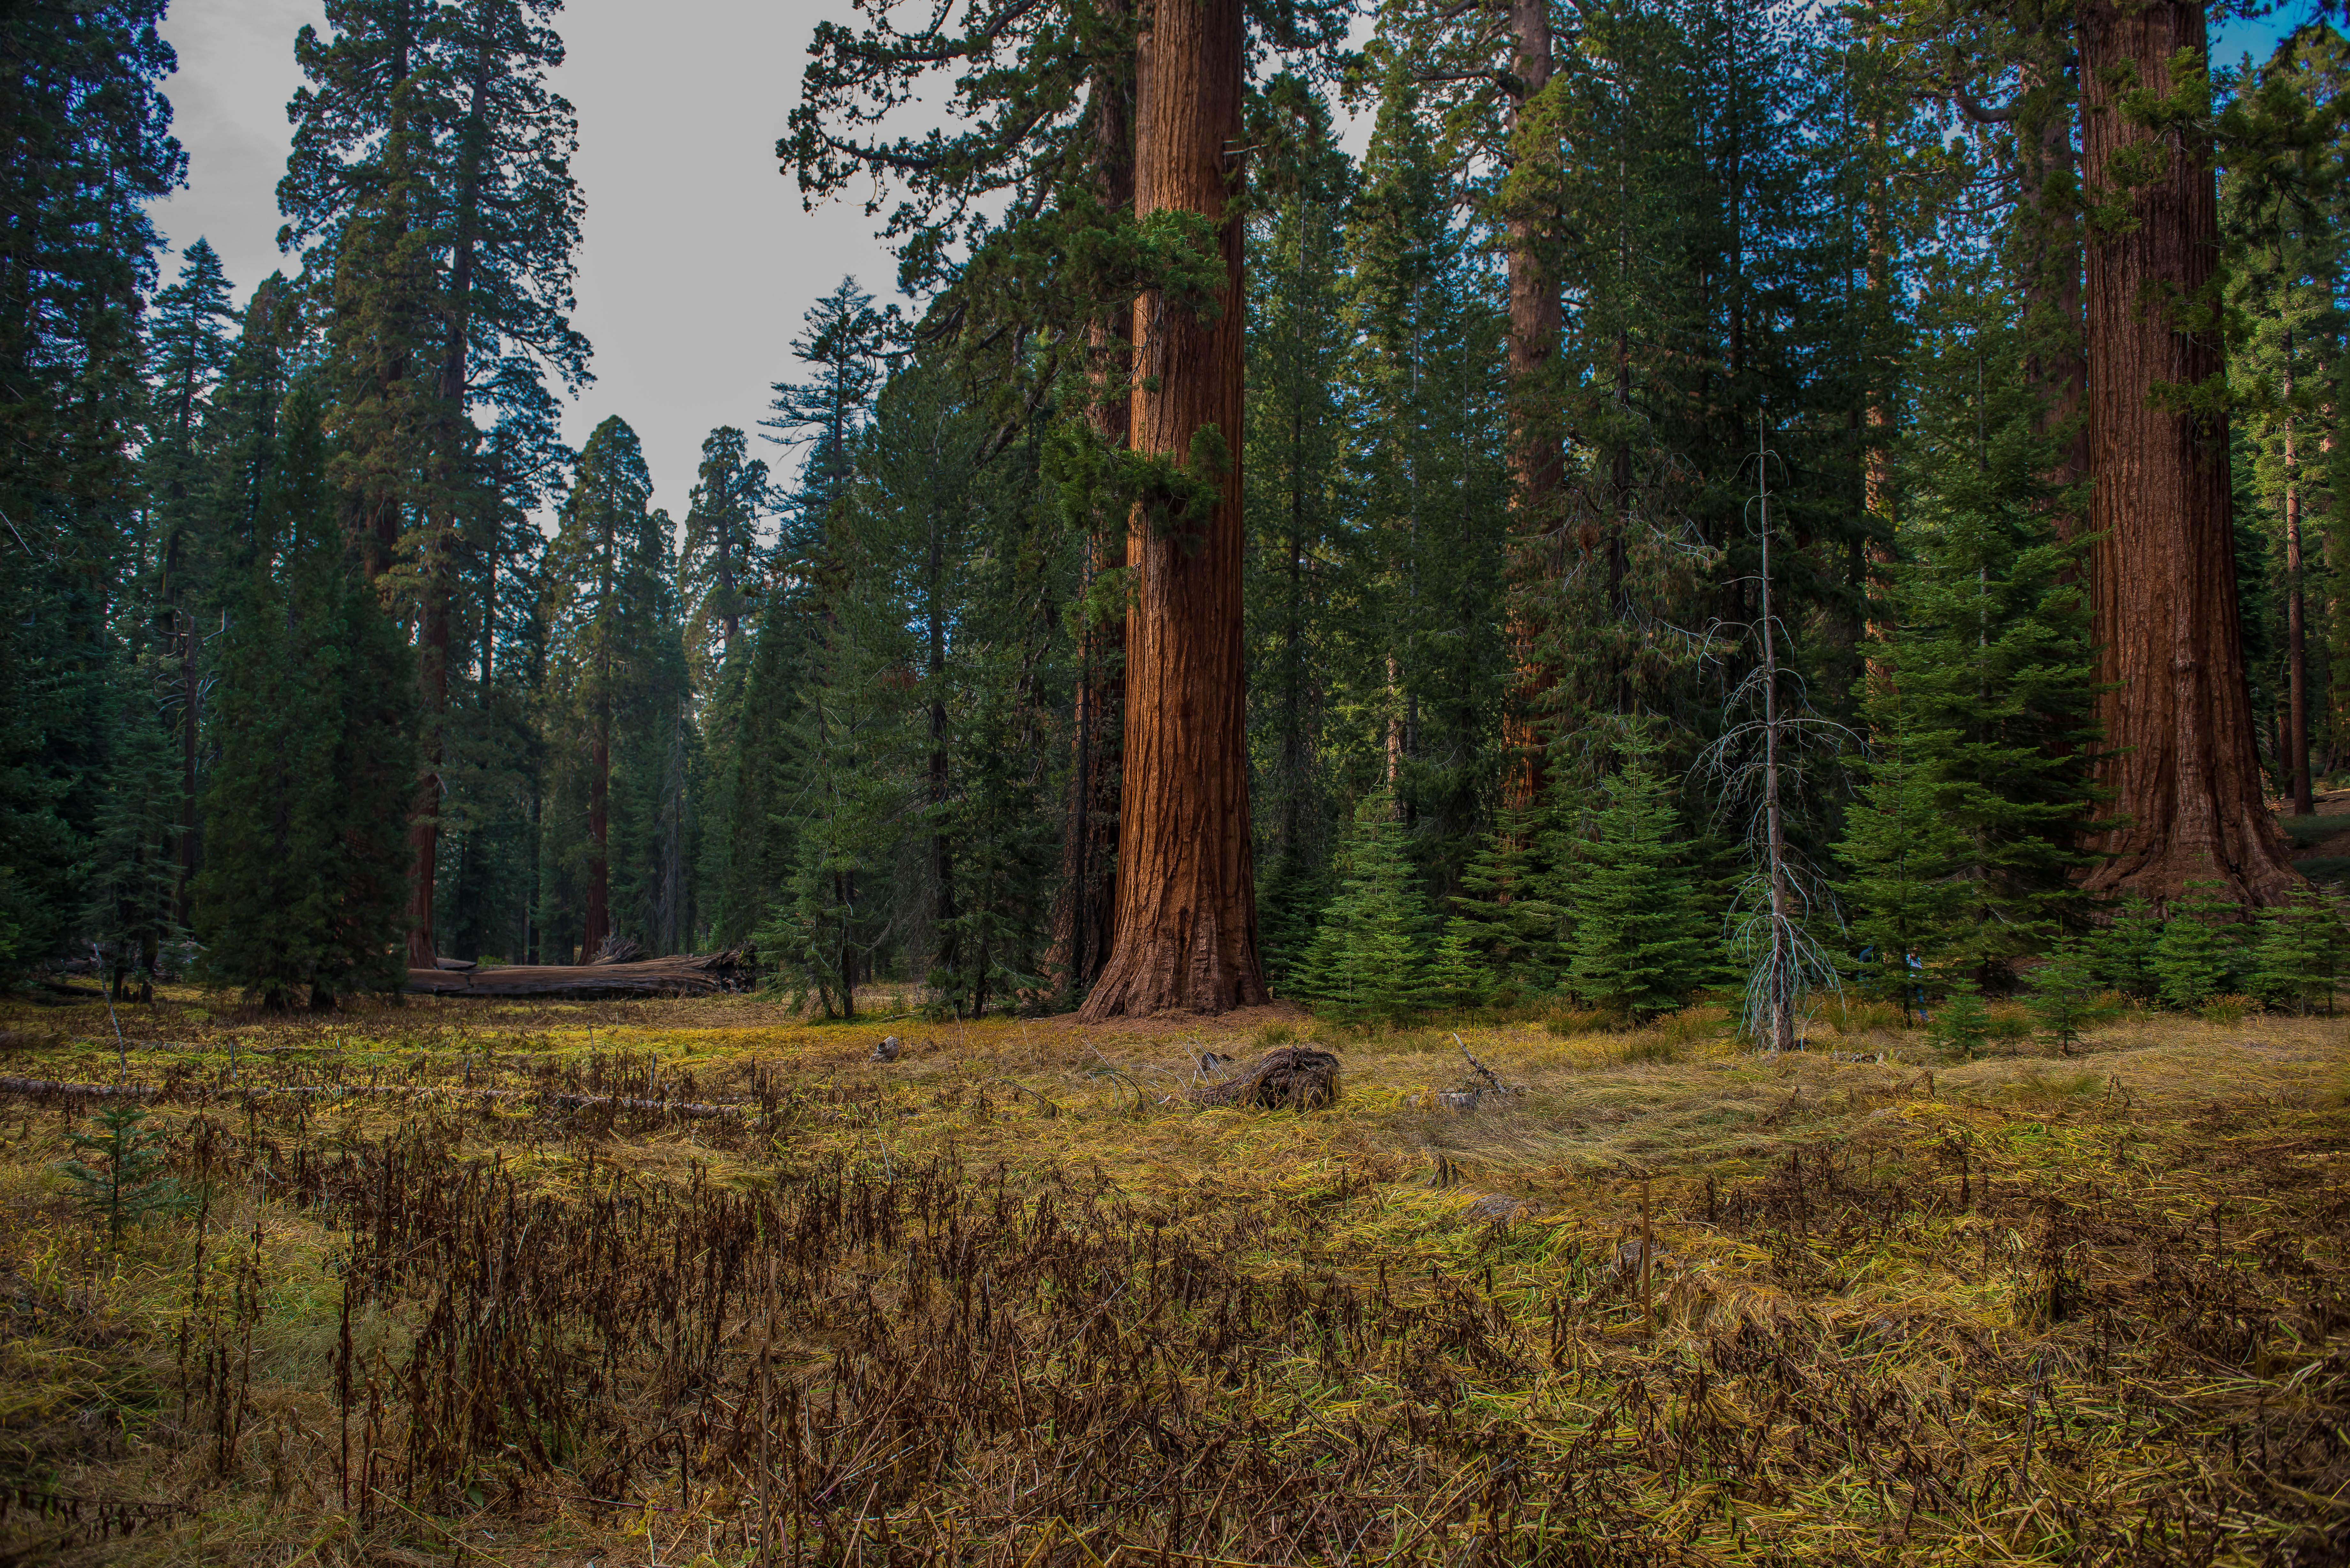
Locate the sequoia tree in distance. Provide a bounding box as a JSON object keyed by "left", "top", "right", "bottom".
{"left": 1077, "top": 0, "right": 1270, "bottom": 1018}
{"left": 2075, "top": 0, "right": 2299, "bottom": 906}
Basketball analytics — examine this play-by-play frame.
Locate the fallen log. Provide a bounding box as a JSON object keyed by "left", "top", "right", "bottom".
{"left": 405, "top": 948, "right": 756, "bottom": 999}
{"left": 1190, "top": 1045, "right": 1341, "bottom": 1111}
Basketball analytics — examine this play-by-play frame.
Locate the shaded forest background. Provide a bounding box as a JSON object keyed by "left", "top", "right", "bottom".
{"left": 6, "top": 0, "right": 2346, "bottom": 1023}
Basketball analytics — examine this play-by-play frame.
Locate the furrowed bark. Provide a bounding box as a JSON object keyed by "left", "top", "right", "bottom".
{"left": 2077, "top": 0, "right": 2298, "bottom": 905}
{"left": 1077, "top": 0, "right": 1267, "bottom": 1019}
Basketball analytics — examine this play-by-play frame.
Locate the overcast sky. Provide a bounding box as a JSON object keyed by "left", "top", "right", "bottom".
{"left": 151, "top": 1, "right": 2302, "bottom": 524}
{"left": 153, "top": 0, "right": 906, "bottom": 525}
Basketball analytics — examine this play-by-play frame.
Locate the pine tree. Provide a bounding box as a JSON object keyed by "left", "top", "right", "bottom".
{"left": 0, "top": 0, "right": 180, "bottom": 975}
{"left": 540, "top": 417, "right": 689, "bottom": 959}
{"left": 1247, "top": 80, "right": 1356, "bottom": 969}
{"left": 2249, "top": 884, "right": 2345, "bottom": 1014}
{"left": 1340, "top": 62, "right": 1512, "bottom": 885}
{"left": 1292, "top": 790, "right": 1435, "bottom": 1024}
{"left": 1838, "top": 692, "right": 1969, "bottom": 1018}
{"left": 1427, "top": 917, "right": 1494, "bottom": 1009}
{"left": 1563, "top": 734, "right": 1714, "bottom": 1022}
{"left": 83, "top": 649, "right": 183, "bottom": 1000}
{"left": 2151, "top": 882, "right": 2249, "bottom": 1011}
{"left": 1445, "top": 806, "right": 1567, "bottom": 997}
{"left": 2091, "top": 896, "right": 2165, "bottom": 1004}
{"left": 1864, "top": 250, "right": 2105, "bottom": 984}
{"left": 763, "top": 277, "right": 888, "bottom": 554}
{"left": 194, "top": 384, "right": 417, "bottom": 1007}
{"left": 283, "top": 0, "right": 590, "bottom": 962}
{"left": 2024, "top": 932, "right": 2104, "bottom": 1054}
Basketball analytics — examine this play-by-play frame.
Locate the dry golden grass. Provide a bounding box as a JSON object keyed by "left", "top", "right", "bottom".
{"left": 2, "top": 984, "right": 2346, "bottom": 1565}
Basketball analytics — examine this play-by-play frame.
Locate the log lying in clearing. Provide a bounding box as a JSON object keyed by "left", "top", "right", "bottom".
{"left": 405, "top": 948, "right": 755, "bottom": 999}
{"left": 1190, "top": 1045, "right": 1341, "bottom": 1111}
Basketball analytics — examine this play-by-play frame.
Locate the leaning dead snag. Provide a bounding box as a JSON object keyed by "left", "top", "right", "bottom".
{"left": 1699, "top": 415, "right": 1851, "bottom": 1052}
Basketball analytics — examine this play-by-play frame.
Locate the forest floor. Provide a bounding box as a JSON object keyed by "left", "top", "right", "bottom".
{"left": 1, "top": 984, "right": 2345, "bottom": 1565}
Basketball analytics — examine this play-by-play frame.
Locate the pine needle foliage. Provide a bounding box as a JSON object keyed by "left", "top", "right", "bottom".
{"left": 2092, "top": 897, "right": 2167, "bottom": 1004}
{"left": 1293, "top": 790, "right": 1435, "bottom": 1023}
{"left": 2250, "top": 885, "right": 2345, "bottom": 1014}
{"left": 2153, "top": 882, "right": 2251, "bottom": 1012}
{"left": 193, "top": 384, "right": 418, "bottom": 1008}
{"left": 2025, "top": 933, "right": 2107, "bottom": 1054}
{"left": 1563, "top": 733, "right": 1713, "bottom": 1023}
{"left": 62, "top": 1104, "right": 184, "bottom": 1243}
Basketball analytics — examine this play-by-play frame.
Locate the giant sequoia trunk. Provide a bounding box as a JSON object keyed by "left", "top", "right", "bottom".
{"left": 1500, "top": 0, "right": 1562, "bottom": 806}
{"left": 2078, "top": 0, "right": 2297, "bottom": 905}
{"left": 1076, "top": 0, "right": 1268, "bottom": 1019}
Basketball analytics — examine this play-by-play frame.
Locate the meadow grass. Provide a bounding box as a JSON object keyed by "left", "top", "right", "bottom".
{"left": 1, "top": 986, "right": 2345, "bottom": 1564}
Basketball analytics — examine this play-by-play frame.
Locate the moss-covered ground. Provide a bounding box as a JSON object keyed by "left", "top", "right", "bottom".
{"left": 2, "top": 987, "right": 2345, "bottom": 1565}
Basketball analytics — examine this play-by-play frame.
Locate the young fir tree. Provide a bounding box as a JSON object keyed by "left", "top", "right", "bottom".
{"left": 2091, "top": 896, "right": 2166, "bottom": 1003}
{"left": 2151, "top": 882, "right": 2250, "bottom": 1010}
{"left": 64, "top": 1104, "right": 183, "bottom": 1243}
{"left": 1930, "top": 977, "right": 1993, "bottom": 1058}
{"left": 1846, "top": 250, "right": 2103, "bottom": 988}
{"left": 1445, "top": 805, "right": 1567, "bottom": 997}
{"left": 2249, "top": 883, "right": 2345, "bottom": 1014}
{"left": 1426, "top": 917, "right": 1495, "bottom": 1008}
{"left": 1837, "top": 687, "right": 1969, "bottom": 1020}
{"left": 1292, "top": 790, "right": 1436, "bottom": 1024}
{"left": 194, "top": 384, "right": 418, "bottom": 1007}
{"left": 1563, "top": 732, "right": 1713, "bottom": 1022}
{"left": 2024, "top": 932, "right": 2105, "bottom": 1054}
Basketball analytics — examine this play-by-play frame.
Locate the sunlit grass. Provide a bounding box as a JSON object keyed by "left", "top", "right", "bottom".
{"left": 2, "top": 984, "right": 2346, "bottom": 1564}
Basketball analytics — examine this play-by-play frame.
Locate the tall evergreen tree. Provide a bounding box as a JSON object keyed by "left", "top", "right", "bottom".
{"left": 1563, "top": 730, "right": 1713, "bottom": 1021}
{"left": 281, "top": 0, "right": 589, "bottom": 963}
{"left": 539, "top": 417, "right": 687, "bottom": 959}
{"left": 193, "top": 384, "right": 417, "bottom": 1007}
{"left": 0, "top": 0, "right": 182, "bottom": 975}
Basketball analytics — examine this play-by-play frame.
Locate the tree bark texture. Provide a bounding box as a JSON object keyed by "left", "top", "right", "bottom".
{"left": 1077, "top": 0, "right": 1268, "bottom": 1020}
{"left": 1500, "top": 0, "right": 1562, "bottom": 809}
{"left": 2077, "top": 0, "right": 2298, "bottom": 905}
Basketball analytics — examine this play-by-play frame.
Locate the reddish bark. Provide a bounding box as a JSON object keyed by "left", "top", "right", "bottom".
{"left": 2076, "top": 0, "right": 2298, "bottom": 905}
{"left": 1076, "top": 0, "right": 1267, "bottom": 1019}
